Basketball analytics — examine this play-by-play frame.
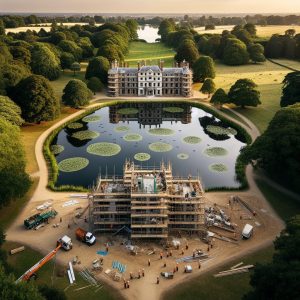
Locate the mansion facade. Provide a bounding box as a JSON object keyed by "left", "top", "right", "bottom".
{"left": 107, "top": 60, "right": 193, "bottom": 97}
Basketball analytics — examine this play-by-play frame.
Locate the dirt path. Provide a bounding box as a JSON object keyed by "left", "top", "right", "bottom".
{"left": 6, "top": 97, "right": 285, "bottom": 300}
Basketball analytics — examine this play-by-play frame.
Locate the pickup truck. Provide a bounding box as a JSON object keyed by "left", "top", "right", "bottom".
{"left": 75, "top": 228, "right": 96, "bottom": 246}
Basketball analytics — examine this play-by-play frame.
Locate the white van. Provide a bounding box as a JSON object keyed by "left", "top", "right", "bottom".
{"left": 242, "top": 224, "right": 253, "bottom": 239}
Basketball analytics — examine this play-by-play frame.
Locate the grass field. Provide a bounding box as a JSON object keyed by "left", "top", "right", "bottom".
{"left": 3, "top": 241, "right": 120, "bottom": 300}
{"left": 195, "top": 25, "right": 300, "bottom": 37}
{"left": 163, "top": 245, "right": 274, "bottom": 300}
{"left": 207, "top": 60, "right": 291, "bottom": 133}
{"left": 125, "top": 41, "right": 175, "bottom": 67}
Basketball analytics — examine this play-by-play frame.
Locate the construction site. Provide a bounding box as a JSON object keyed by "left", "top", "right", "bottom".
{"left": 6, "top": 158, "right": 284, "bottom": 300}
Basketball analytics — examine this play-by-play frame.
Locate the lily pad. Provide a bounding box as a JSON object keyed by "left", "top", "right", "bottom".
{"left": 87, "top": 142, "right": 121, "bottom": 156}
{"left": 204, "top": 147, "right": 228, "bottom": 157}
{"left": 209, "top": 163, "right": 228, "bottom": 172}
{"left": 206, "top": 125, "right": 237, "bottom": 136}
{"left": 50, "top": 144, "right": 64, "bottom": 155}
{"left": 149, "top": 142, "right": 173, "bottom": 152}
{"left": 58, "top": 157, "right": 89, "bottom": 172}
{"left": 177, "top": 153, "right": 189, "bottom": 160}
{"left": 67, "top": 122, "right": 83, "bottom": 129}
{"left": 148, "top": 128, "right": 175, "bottom": 136}
{"left": 82, "top": 115, "right": 101, "bottom": 123}
{"left": 163, "top": 106, "right": 184, "bottom": 113}
{"left": 71, "top": 130, "right": 100, "bottom": 140}
{"left": 134, "top": 153, "right": 151, "bottom": 161}
{"left": 117, "top": 108, "right": 139, "bottom": 115}
{"left": 114, "top": 125, "right": 130, "bottom": 132}
{"left": 183, "top": 136, "right": 202, "bottom": 144}
{"left": 123, "top": 133, "right": 143, "bottom": 142}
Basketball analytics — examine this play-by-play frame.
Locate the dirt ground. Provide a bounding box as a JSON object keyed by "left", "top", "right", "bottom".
{"left": 6, "top": 187, "right": 283, "bottom": 300}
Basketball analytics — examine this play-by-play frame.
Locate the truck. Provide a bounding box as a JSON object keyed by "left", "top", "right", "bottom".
{"left": 242, "top": 224, "right": 254, "bottom": 239}
{"left": 24, "top": 209, "right": 57, "bottom": 229}
{"left": 57, "top": 235, "right": 73, "bottom": 251}
{"left": 75, "top": 228, "right": 96, "bottom": 246}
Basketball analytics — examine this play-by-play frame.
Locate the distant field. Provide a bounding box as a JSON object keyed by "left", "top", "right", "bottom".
{"left": 195, "top": 25, "right": 300, "bottom": 37}
{"left": 207, "top": 60, "right": 290, "bottom": 132}
{"left": 125, "top": 41, "right": 175, "bottom": 67}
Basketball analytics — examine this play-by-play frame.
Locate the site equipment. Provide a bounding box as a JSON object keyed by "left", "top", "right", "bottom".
{"left": 242, "top": 224, "right": 253, "bottom": 239}
{"left": 24, "top": 209, "right": 57, "bottom": 229}
{"left": 16, "top": 236, "right": 72, "bottom": 283}
{"left": 75, "top": 227, "right": 96, "bottom": 245}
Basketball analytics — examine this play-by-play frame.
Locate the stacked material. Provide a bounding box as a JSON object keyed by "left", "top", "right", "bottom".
{"left": 112, "top": 260, "right": 126, "bottom": 273}
{"left": 214, "top": 262, "right": 254, "bottom": 277}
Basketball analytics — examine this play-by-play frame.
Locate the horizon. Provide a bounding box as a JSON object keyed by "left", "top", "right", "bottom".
{"left": 1, "top": 0, "right": 300, "bottom": 14}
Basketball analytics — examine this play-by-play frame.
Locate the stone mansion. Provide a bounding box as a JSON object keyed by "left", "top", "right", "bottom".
{"left": 107, "top": 60, "right": 193, "bottom": 97}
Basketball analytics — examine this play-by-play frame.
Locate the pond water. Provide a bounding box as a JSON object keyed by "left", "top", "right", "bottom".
{"left": 137, "top": 25, "right": 160, "bottom": 43}
{"left": 52, "top": 102, "right": 246, "bottom": 190}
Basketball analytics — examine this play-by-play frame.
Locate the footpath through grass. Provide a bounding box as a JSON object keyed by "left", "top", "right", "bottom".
{"left": 3, "top": 241, "right": 121, "bottom": 300}
{"left": 163, "top": 246, "right": 274, "bottom": 300}
{"left": 125, "top": 41, "right": 175, "bottom": 67}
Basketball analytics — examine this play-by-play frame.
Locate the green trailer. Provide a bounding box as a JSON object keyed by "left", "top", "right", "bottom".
{"left": 24, "top": 209, "right": 58, "bottom": 229}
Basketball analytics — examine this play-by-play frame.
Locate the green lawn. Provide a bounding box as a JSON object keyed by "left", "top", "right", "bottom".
{"left": 212, "top": 60, "right": 289, "bottom": 133}
{"left": 3, "top": 241, "right": 122, "bottom": 300}
{"left": 125, "top": 41, "right": 175, "bottom": 67}
{"left": 255, "top": 179, "right": 300, "bottom": 221}
{"left": 163, "top": 246, "right": 274, "bottom": 300}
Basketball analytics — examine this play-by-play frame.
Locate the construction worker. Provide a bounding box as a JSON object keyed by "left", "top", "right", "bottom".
{"left": 198, "top": 260, "right": 201, "bottom": 269}
{"left": 181, "top": 248, "right": 184, "bottom": 255}
{"left": 185, "top": 243, "right": 189, "bottom": 250}
{"left": 124, "top": 279, "right": 127, "bottom": 289}
{"left": 130, "top": 272, "right": 133, "bottom": 280}
{"left": 176, "top": 263, "right": 179, "bottom": 272}
{"left": 166, "top": 251, "right": 169, "bottom": 258}
{"left": 173, "top": 267, "right": 176, "bottom": 273}
{"left": 142, "top": 269, "right": 145, "bottom": 277}
{"left": 127, "top": 281, "right": 130, "bottom": 288}
{"left": 157, "top": 277, "right": 160, "bottom": 284}
{"left": 163, "top": 261, "right": 167, "bottom": 268}
{"left": 148, "top": 258, "right": 151, "bottom": 266}
{"left": 138, "top": 270, "right": 141, "bottom": 279}
{"left": 160, "top": 252, "right": 163, "bottom": 260}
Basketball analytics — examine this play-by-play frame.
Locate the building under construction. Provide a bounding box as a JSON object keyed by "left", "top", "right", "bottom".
{"left": 89, "top": 161, "right": 205, "bottom": 239}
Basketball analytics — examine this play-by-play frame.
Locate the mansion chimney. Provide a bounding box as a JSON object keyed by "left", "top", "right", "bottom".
{"left": 137, "top": 62, "right": 140, "bottom": 71}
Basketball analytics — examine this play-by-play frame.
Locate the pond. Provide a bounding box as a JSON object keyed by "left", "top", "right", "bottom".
{"left": 51, "top": 102, "right": 247, "bottom": 190}
{"left": 137, "top": 25, "right": 160, "bottom": 43}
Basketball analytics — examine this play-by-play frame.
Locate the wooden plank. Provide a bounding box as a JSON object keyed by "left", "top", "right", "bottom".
{"left": 218, "top": 265, "right": 254, "bottom": 274}
{"left": 214, "top": 269, "right": 249, "bottom": 277}
{"left": 230, "top": 262, "right": 244, "bottom": 270}
{"left": 10, "top": 246, "right": 25, "bottom": 255}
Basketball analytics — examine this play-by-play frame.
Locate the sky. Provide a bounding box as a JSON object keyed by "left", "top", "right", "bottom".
{"left": 1, "top": 0, "right": 300, "bottom": 14}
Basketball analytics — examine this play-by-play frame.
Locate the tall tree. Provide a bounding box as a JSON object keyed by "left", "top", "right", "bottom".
{"left": 175, "top": 40, "right": 199, "bottom": 66}
{"left": 62, "top": 79, "right": 92, "bottom": 108}
{"left": 210, "top": 88, "right": 229, "bottom": 109}
{"left": 85, "top": 56, "right": 110, "bottom": 83}
{"left": 248, "top": 43, "right": 266, "bottom": 63}
{"left": 200, "top": 78, "right": 216, "bottom": 97}
{"left": 241, "top": 104, "right": 300, "bottom": 193}
{"left": 223, "top": 38, "right": 249, "bottom": 65}
{"left": 228, "top": 78, "right": 261, "bottom": 108}
{"left": 87, "top": 77, "right": 104, "bottom": 95}
{"left": 125, "top": 19, "right": 138, "bottom": 40}
{"left": 244, "top": 23, "right": 257, "bottom": 37}
{"left": 12, "top": 75, "right": 60, "bottom": 123}
{"left": 281, "top": 71, "right": 300, "bottom": 107}
{"left": 192, "top": 56, "right": 216, "bottom": 82}
{"left": 0, "top": 118, "right": 31, "bottom": 207}
{"left": 0, "top": 96, "right": 24, "bottom": 126}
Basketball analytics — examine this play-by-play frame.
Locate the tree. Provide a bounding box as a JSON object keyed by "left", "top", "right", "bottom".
{"left": 30, "top": 43, "right": 60, "bottom": 80}
{"left": 87, "top": 77, "right": 104, "bottom": 95}
{"left": 244, "top": 215, "right": 300, "bottom": 300}
{"left": 70, "top": 62, "right": 81, "bottom": 76}
{"left": 0, "top": 118, "right": 31, "bottom": 207}
{"left": 125, "top": 19, "right": 138, "bottom": 39}
{"left": 285, "top": 28, "right": 296, "bottom": 37}
{"left": 210, "top": 88, "right": 229, "bottom": 108}
{"left": 57, "top": 40, "right": 82, "bottom": 61}
{"left": 200, "top": 78, "right": 216, "bottom": 97}
{"left": 62, "top": 79, "right": 92, "bottom": 108}
{"left": 244, "top": 23, "right": 257, "bottom": 37}
{"left": 0, "top": 265, "right": 43, "bottom": 300}
{"left": 175, "top": 40, "right": 199, "bottom": 66}
{"left": 241, "top": 104, "right": 300, "bottom": 194}
{"left": 9, "top": 46, "right": 31, "bottom": 65}
{"left": 281, "top": 71, "right": 300, "bottom": 107}
{"left": 85, "top": 56, "right": 110, "bottom": 83}
{"left": 158, "top": 19, "right": 176, "bottom": 42}
{"left": 12, "top": 75, "right": 60, "bottom": 123}
{"left": 248, "top": 43, "right": 266, "bottom": 63}
{"left": 0, "top": 96, "right": 24, "bottom": 126}
{"left": 228, "top": 79, "right": 261, "bottom": 108}
{"left": 39, "top": 285, "right": 67, "bottom": 300}
{"left": 265, "top": 34, "right": 284, "bottom": 58}
{"left": 0, "top": 19, "right": 5, "bottom": 36}
{"left": 50, "top": 31, "right": 66, "bottom": 45}
{"left": 192, "top": 56, "right": 216, "bottom": 82}
{"left": 223, "top": 38, "right": 249, "bottom": 65}
{"left": 60, "top": 52, "right": 75, "bottom": 71}
{"left": 97, "top": 45, "right": 124, "bottom": 62}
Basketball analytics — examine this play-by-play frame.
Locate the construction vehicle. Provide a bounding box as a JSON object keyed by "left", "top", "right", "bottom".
{"left": 75, "top": 228, "right": 96, "bottom": 245}
{"left": 16, "top": 235, "right": 72, "bottom": 283}
{"left": 242, "top": 224, "right": 254, "bottom": 239}
{"left": 24, "top": 209, "right": 57, "bottom": 229}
